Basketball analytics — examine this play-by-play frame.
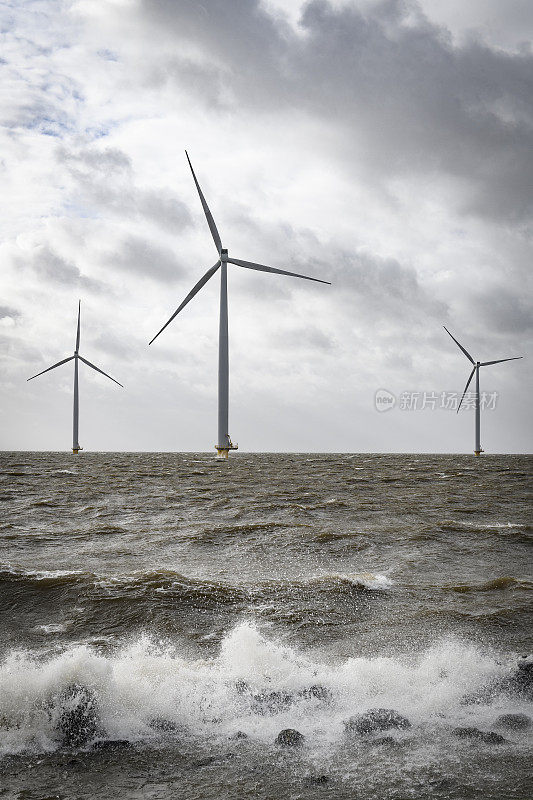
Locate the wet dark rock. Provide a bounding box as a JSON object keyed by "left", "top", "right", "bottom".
{"left": 494, "top": 713, "right": 531, "bottom": 730}
{"left": 511, "top": 656, "right": 533, "bottom": 699}
{"left": 55, "top": 684, "right": 99, "bottom": 748}
{"left": 275, "top": 728, "right": 305, "bottom": 747}
{"left": 299, "top": 685, "right": 331, "bottom": 702}
{"left": 252, "top": 690, "right": 294, "bottom": 715}
{"left": 229, "top": 730, "right": 248, "bottom": 740}
{"left": 305, "top": 775, "right": 330, "bottom": 785}
{"left": 246, "top": 684, "right": 331, "bottom": 714}
{"left": 195, "top": 757, "right": 217, "bottom": 768}
{"left": 461, "top": 685, "right": 495, "bottom": 705}
{"left": 463, "top": 656, "right": 533, "bottom": 705}
{"left": 187, "top": 756, "right": 217, "bottom": 769}
{"left": 344, "top": 708, "right": 411, "bottom": 736}
{"left": 91, "top": 739, "right": 132, "bottom": 751}
{"left": 372, "top": 735, "right": 402, "bottom": 746}
{"left": 452, "top": 727, "right": 506, "bottom": 744}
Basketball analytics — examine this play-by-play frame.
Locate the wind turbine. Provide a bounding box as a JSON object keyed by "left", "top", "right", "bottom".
{"left": 149, "top": 152, "right": 330, "bottom": 459}
{"left": 443, "top": 326, "right": 522, "bottom": 455}
{"left": 27, "top": 302, "right": 123, "bottom": 453}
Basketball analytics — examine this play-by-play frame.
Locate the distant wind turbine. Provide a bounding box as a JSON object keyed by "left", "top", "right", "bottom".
{"left": 149, "top": 151, "right": 331, "bottom": 459}
{"left": 443, "top": 326, "right": 522, "bottom": 455}
{"left": 27, "top": 302, "right": 123, "bottom": 453}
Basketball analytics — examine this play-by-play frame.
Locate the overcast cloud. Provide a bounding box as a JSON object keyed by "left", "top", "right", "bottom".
{"left": 0, "top": 0, "right": 531, "bottom": 453}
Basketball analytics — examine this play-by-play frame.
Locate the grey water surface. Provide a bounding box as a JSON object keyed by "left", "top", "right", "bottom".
{"left": 1, "top": 452, "right": 532, "bottom": 799}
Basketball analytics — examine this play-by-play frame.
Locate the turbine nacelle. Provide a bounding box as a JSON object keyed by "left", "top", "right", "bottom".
{"left": 220, "top": 249, "right": 228, "bottom": 263}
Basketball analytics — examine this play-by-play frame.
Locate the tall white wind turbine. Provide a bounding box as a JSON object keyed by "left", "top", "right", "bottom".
{"left": 27, "top": 302, "right": 123, "bottom": 453}
{"left": 443, "top": 326, "right": 522, "bottom": 455}
{"left": 149, "top": 152, "right": 331, "bottom": 459}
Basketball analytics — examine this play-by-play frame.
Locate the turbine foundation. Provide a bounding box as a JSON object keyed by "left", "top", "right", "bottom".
{"left": 215, "top": 440, "right": 238, "bottom": 459}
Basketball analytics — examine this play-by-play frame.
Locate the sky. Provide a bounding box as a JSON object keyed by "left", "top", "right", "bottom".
{"left": 1, "top": 0, "right": 531, "bottom": 453}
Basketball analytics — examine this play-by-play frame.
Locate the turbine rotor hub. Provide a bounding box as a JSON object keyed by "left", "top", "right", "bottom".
{"left": 220, "top": 248, "right": 228, "bottom": 262}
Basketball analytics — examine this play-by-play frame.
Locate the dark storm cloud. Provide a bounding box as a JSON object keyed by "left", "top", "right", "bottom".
{"left": 57, "top": 146, "right": 193, "bottom": 232}
{"left": 288, "top": 246, "right": 447, "bottom": 329}
{"left": 138, "top": 0, "right": 533, "bottom": 223}
{"left": 222, "top": 203, "right": 446, "bottom": 324}
{"left": 108, "top": 234, "right": 184, "bottom": 283}
{"left": 145, "top": 58, "right": 229, "bottom": 110}
{"left": 16, "top": 245, "right": 104, "bottom": 293}
{"left": 0, "top": 334, "right": 43, "bottom": 365}
{"left": 0, "top": 306, "right": 21, "bottom": 321}
{"left": 476, "top": 285, "right": 533, "bottom": 334}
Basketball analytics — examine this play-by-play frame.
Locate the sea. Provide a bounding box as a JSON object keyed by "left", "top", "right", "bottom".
{"left": 0, "top": 452, "right": 532, "bottom": 800}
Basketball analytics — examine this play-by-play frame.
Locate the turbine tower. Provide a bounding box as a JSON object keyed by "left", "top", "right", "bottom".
{"left": 28, "top": 302, "right": 123, "bottom": 453}
{"left": 150, "top": 152, "right": 330, "bottom": 459}
{"left": 443, "top": 326, "right": 522, "bottom": 456}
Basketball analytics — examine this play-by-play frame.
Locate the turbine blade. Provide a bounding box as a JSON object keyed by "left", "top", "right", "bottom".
{"left": 480, "top": 357, "right": 523, "bottom": 367}
{"left": 27, "top": 355, "right": 74, "bottom": 381}
{"left": 443, "top": 326, "right": 475, "bottom": 364}
{"left": 78, "top": 355, "right": 123, "bottom": 387}
{"left": 75, "top": 300, "right": 81, "bottom": 351}
{"left": 149, "top": 261, "right": 221, "bottom": 345}
{"left": 457, "top": 366, "right": 476, "bottom": 413}
{"left": 185, "top": 151, "right": 222, "bottom": 255}
{"left": 228, "top": 257, "right": 331, "bottom": 285}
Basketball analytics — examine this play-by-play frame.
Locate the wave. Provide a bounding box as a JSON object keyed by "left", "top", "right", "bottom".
{"left": 440, "top": 520, "right": 531, "bottom": 536}
{"left": 0, "top": 567, "right": 89, "bottom": 585}
{"left": 0, "top": 566, "right": 391, "bottom": 596}
{"left": 0, "top": 622, "right": 529, "bottom": 755}
{"left": 50, "top": 470, "right": 77, "bottom": 476}
{"left": 302, "top": 572, "right": 393, "bottom": 591}
{"left": 446, "top": 577, "right": 532, "bottom": 593}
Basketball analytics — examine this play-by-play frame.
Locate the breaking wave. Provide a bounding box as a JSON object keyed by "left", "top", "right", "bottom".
{"left": 0, "top": 566, "right": 392, "bottom": 596}
{"left": 0, "top": 622, "right": 530, "bottom": 756}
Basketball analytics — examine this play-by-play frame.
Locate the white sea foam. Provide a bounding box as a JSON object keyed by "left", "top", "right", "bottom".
{"left": 0, "top": 566, "right": 86, "bottom": 581}
{"left": 455, "top": 521, "right": 527, "bottom": 530}
{"left": 23, "top": 569, "right": 85, "bottom": 580}
{"left": 303, "top": 571, "right": 393, "bottom": 590}
{"left": 0, "top": 622, "right": 530, "bottom": 756}
{"left": 35, "top": 623, "right": 71, "bottom": 634}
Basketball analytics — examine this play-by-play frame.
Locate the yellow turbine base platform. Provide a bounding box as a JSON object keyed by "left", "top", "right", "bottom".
{"left": 474, "top": 450, "right": 483, "bottom": 456}
{"left": 215, "top": 443, "right": 238, "bottom": 459}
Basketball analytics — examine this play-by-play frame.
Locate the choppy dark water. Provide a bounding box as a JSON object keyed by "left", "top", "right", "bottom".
{"left": 1, "top": 452, "right": 532, "bottom": 800}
